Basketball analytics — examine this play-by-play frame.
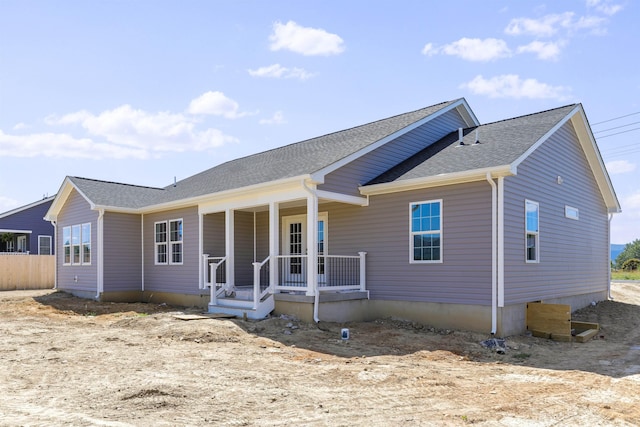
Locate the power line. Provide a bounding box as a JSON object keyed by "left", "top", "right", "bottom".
{"left": 595, "top": 126, "right": 640, "bottom": 139}
{"left": 592, "top": 111, "right": 640, "bottom": 126}
{"left": 593, "top": 120, "right": 640, "bottom": 134}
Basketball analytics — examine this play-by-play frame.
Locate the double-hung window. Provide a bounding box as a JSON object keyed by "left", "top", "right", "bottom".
{"left": 410, "top": 200, "right": 442, "bottom": 263}
{"left": 62, "top": 223, "right": 91, "bottom": 265}
{"left": 155, "top": 219, "right": 183, "bottom": 265}
{"left": 525, "top": 200, "right": 539, "bottom": 263}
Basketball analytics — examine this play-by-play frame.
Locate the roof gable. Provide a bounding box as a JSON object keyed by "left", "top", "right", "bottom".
{"left": 366, "top": 105, "right": 577, "bottom": 185}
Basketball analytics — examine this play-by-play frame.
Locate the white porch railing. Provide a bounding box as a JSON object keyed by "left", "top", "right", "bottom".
{"left": 203, "top": 255, "right": 227, "bottom": 305}
{"left": 205, "top": 252, "right": 366, "bottom": 313}
{"left": 252, "top": 256, "right": 271, "bottom": 310}
{"left": 275, "top": 252, "right": 366, "bottom": 294}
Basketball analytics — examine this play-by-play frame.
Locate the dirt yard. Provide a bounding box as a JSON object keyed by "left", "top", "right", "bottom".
{"left": 1, "top": 283, "right": 639, "bottom": 426}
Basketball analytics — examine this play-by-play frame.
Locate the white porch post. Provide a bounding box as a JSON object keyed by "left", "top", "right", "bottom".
{"left": 306, "top": 190, "right": 318, "bottom": 297}
{"left": 358, "top": 251, "right": 367, "bottom": 292}
{"left": 269, "top": 201, "right": 279, "bottom": 293}
{"left": 225, "top": 209, "right": 235, "bottom": 291}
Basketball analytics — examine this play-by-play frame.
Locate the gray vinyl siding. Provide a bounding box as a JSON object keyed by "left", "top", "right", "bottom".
{"left": 319, "top": 110, "right": 468, "bottom": 196}
{"left": 143, "top": 206, "right": 200, "bottom": 294}
{"left": 56, "top": 189, "right": 98, "bottom": 293}
{"left": 503, "top": 121, "right": 609, "bottom": 304}
{"left": 203, "top": 212, "right": 225, "bottom": 257}
{"left": 255, "top": 211, "right": 269, "bottom": 262}
{"left": 103, "top": 212, "right": 142, "bottom": 292}
{"left": 234, "top": 211, "right": 254, "bottom": 285}
{"left": 318, "top": 181, "right": 493, "bottom": 305}
{"left": 0, "top": 199, "right": 55, "bottom": 254}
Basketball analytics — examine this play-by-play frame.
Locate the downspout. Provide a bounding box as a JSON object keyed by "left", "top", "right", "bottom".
{"left": 608, "top": 213, "right": 613, "bottom": 300}
{"left": 96, "top": 209, "right": 104, "bottom": 299}
{"left": 486, "top": 173, "right": 497, "bottom": 335}
{"left": 52, "top": 220, "right": 57, "bottom": 289}
{"left": 301, "top": 180, "right": 320, "bottom": 323}
{"left": 141, "top": 214, "right": 144, "bottom": 292}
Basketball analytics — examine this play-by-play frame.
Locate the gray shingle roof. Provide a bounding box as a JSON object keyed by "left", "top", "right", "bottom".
{"left": 366, "top": 104, "right": 577, "bottom": 185}
{"left": 68, "top": 177, "right": 166, "bottom": 209}
{"left": 67, "top": 101, "right": 578, "bottom": 210}
{"left": 157, "top": 99, "right": 459, "bottom": 203}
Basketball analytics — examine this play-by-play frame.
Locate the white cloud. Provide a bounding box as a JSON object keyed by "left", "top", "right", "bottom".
{"left": 505, "top": 12, "right": 608, "bottom": 37}
{"left": 460, "top": 74, "right": 571, "bottom": 100}
{"left": 3, "top": 95, "right": 241, "bottom": 160}
{"left": 248, "top": 64, "right": 314, "bottom": 80}
{"left": 269, "top": 21, "right": 345, "bottom": 56}
{"left": 505, "top": 12, "right": 575, "bottom": 37}
{"left": 259, "top": 111, "right": 286, "bottom": 125}
{"left": 586, "top": 0, "right": 624, "bottom": 16}
{"left": 612, "top": 191, "right": 640, "bottom": 243}
{"left": 0, "top": 196, "right": 19, "bottom": 213}
{"left": 187, "top": 91, "right": 248, "bottom": 118}
{"left": 0, "top": 129, "right": 148, "bottom": 159}
{"left": 606, "top": 160, "right": 636, "bottom": 174}
{"left": 517, "top": 40, "right": 564, "bottom": 60}
{"left": 12, "top": 122, "right": 27, "bottom": 130}
{"left": 422, "top": 38, "right": 511, "bottom": 61}
{"left": 421, "top": 43, "right": 435, "bottom": 56}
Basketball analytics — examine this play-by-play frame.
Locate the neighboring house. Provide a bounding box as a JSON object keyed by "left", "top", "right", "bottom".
{"left": 44, "top": 99, "right": 620, "bottom": 335}
{"left": 0, "top": 196, "right": 56, "bottom": 255}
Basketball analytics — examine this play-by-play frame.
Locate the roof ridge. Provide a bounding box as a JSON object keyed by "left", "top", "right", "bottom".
{"left": 71, "top": 176, "right": 165, "bottom": 191}
{"left": 477, "top": 103, "right": 578, "bottom": 128}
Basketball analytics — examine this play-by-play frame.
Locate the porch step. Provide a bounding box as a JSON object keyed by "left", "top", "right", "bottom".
{"left": 208, "top": 294, "right": 274, "bottom": 320}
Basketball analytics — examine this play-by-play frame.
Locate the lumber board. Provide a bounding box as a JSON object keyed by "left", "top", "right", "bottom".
{"left": 575, "top": 329, "right": 599, "bottom": 343}
{"left": 527, "top": 302, "right": 571, "bottom": 336}
{"left": 571, "top": 321, "right": 599, "bottom": 332}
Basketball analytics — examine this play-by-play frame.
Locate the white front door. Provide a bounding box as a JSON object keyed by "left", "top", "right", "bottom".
{"left": 282, "top": 213, "right": 327, "bottom": 284}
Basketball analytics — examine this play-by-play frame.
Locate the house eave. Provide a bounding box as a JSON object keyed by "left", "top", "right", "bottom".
{"left": 141, "top": 174, "right": 314, "bottom": 214}
{"left": 359, "top": 165, "right": 514, "bottom": 196}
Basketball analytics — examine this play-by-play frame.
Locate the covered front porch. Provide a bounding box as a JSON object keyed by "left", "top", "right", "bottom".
{"left": 198, "top": 180, "right": 369, "bottom": 320}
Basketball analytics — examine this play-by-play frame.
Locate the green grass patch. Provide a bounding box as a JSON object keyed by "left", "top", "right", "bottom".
{"left": 611, "top": 270, "right": 640, "bottom": 280}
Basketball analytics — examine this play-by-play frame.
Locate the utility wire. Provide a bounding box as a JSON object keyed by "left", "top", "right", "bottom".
{"left": 592, "top": 111, "right": 640, "bottom": 126}
{"left": 593, "top": 121, "right": 640, "bottom": 134}
{"left": 595, "top": 126, "right": 640, "bottom": 139}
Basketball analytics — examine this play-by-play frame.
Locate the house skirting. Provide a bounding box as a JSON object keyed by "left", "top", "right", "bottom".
{"left": 98, "top": 290, "right": 210, "bottom": 308}
{"left": 499, "top": 289, "right": 608, "bottom": 337}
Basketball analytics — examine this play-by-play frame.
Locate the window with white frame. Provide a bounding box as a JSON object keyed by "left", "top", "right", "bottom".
{"left": 526, "top": 200, "right": 539, "bottom": 263}
{"left": 410, "top": 200, "right": 442, "bottom": 263}
{"left": 63, "top": 227, "right": 71, "bottom": 264}
{"left": 39, "top": 235, "right": 51, "bottom": 255}
{"left": 62, "top": 223, "right": 91, "bottom": 265}
{"left": 565, "top": 205, "right": 579, "bottom": 220}
{"left": 155, "top": 219, "right": 183, "bottom": 265}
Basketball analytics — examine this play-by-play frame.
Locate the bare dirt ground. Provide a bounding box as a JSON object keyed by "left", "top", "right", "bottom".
{"left": 1, "top": 283, "right": 639, "bottom": 426}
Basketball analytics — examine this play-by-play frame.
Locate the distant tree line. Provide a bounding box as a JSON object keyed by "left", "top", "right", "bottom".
{"left": 615, "top": 239, "right": 640, "bottom": 271}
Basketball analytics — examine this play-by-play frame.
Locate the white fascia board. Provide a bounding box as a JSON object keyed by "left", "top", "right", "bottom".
{"left": 316, "top": 190, "right": 368, "bottom": 206}
{"left": 0, "top": 229, "right": 32, "bottom": 234}
{"left": 359, "top": 165, "right": 514, "bottom": 196}
{"left": 0, "top": 195, "right": 55, "bottom": 219}
{"left": 571, "top": 108, "right": 621, "bottom": 213}
{"left": 184, "top": 175, "right": 311, "bottom": 215}
{"left": 455, "top": 98, "right": 481, "bottom": 127}
{"left": 310, "top": 99, "right": 477, "bottom": 182}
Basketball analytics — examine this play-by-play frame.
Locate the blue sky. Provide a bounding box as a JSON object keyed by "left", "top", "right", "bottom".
{"left": 1, "top": 0, "right": 638, "bottom": 244}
